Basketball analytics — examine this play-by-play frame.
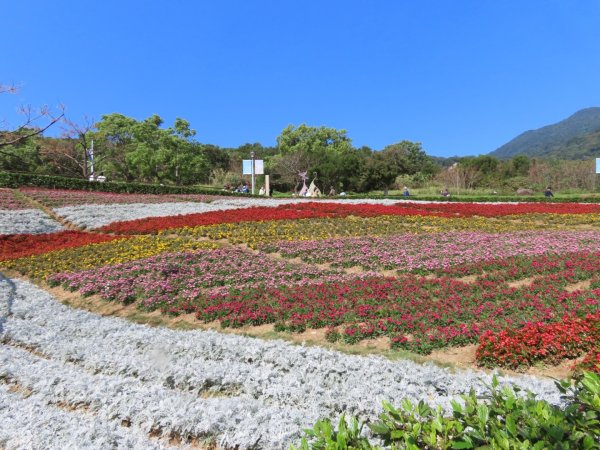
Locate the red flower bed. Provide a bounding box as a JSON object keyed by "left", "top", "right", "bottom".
{"left": 99, "top": 202, "right": 455, "bottom": 234}
{"left": 574, "top": 348, "right": 600, "bottom": 375}
{"left": 0, "top": 231, "right": 124, "bottom": 261}
{"left": 188, "top": 261, "right": 600, "bottom": 353}
{"left": 99, "top": 201, "right": 600, "bottom": 234}
{"left": 288, "top": 201, "right": 600, "bottom": 217}
{"left": 410, "top": 201, "right": 600, "bottom": 217}
{"left": 476, "top": 313, "right": 600, "bottom": 370}
{"left": 437, "top": 250, "right": 600, "bottom": 280}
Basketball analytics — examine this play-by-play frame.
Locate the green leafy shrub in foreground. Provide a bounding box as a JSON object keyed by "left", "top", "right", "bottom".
{"left": 293, "top": 371, "right": 600, "bottom": 449}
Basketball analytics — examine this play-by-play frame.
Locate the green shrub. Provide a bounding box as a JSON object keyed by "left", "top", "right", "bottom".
{"left": 2, "top": 171, "right": 598, "bottom": 202}
{"left": 292, "top": 415, "right": 371, "bottom": 450}
{"left": 341, "top": 192, "right": 598, "bottom": 203}
{"left": 0, "top": 171, "right": 245, "bottom": 196}
{"left": 294, "top": 371, "right": 600, "bottom": 449}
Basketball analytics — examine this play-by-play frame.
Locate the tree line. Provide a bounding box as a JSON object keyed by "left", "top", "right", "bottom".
{"left": 0, "top": 113, "right": 439, "bottom": 193}
{"left": 1, "top": 111, "right": 596, "bottom": 194}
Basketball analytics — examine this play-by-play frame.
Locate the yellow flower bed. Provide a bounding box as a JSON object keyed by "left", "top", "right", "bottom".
{"left": 3, "top": 235, "right": 218, "bottom": 279}
{"left": 7, "top": 213, "right": 595, "bottom": 279}
{"left": 163, "top": 213, "right": 592, "bottom": 248}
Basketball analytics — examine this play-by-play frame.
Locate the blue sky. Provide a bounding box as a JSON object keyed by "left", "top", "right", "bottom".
{"left": 2, "top": 1, "right": 599, "bottom": 157}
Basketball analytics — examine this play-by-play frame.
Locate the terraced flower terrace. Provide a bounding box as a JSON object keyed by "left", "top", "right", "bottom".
{"left": 1, "top": 189, "right": 599, "bottom": 372}
{"left": 2, "top": 188, "right": 600, "bottom": 447}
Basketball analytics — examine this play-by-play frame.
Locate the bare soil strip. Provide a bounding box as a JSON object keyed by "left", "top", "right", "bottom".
{"left": 507, "top": 277, "right": 536, "bottom": 288}
{"left": 565, "top": 279, "right": 592, "bottom": 292}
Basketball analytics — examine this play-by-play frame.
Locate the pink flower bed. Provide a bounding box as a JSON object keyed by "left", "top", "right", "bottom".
{"left": 0, "top": 188, "right": 32, "bottom": 210}
{"left": 260, "top": 231, "right": 600, "bottom": 273}
{"left": 48, "top": 247, "right": 373, "bottom": 312}
{"left": 19, "top": 187, "right": 224, "bottom": 207}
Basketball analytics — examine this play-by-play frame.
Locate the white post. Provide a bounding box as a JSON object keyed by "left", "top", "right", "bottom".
{"left": 251, "top": 151, "right": 256, "bottom": 194}
{"left": 265, "top": 174, "right": 270, "bottom": 196}
{"left": 455, "top": 165, "right": 460, "bottom": 196}
{"left": 595, "top": 158, "right": 600, "bottom": 192}
{"left": 89, "top": 140, "right": 95, "bottom": 181}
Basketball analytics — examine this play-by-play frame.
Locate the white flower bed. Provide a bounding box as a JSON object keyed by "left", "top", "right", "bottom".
{"left": 0, "top": 384, "right": 168, "bottom": 449}
{"left": 53, "top": 198, "right": 404, "bottom": 229}
{"left": 0, "top": 277, "right": 560, "bottom": 449}
{"left": 0, "top": 209, "right": 64, "bottom": 235}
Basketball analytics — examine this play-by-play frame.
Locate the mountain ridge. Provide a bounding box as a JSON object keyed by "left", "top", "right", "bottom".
{"left": 490, "top": 107, "right": 600, "bottom": 159}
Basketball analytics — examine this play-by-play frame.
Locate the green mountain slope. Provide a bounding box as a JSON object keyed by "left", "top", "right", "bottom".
{"left": 490, "top": 107, "right": 600, "bottom": 159}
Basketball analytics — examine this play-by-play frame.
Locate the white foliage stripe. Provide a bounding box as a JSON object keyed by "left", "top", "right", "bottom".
{"left": 0, "top": 277, "right": 561, "bottom": 449}
{"left": 0, "top": 209, "right": 64, "bottom": 235}
{"left": 0, "top": 385, "right": 169, "bottom": 449}
{"left": 53, "top": 198, "right": 405, "bottom": 229}
{"left": 0, "top": 345, "right": 284, "bottom": 448}
{"left": 0, "top": 274, "right": 10, "bottom": 320}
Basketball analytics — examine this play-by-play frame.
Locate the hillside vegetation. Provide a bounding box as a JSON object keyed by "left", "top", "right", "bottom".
{"left": 491, "top": 107, "right": 600, "bottom": 159}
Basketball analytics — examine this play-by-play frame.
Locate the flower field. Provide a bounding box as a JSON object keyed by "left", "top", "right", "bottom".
{"left": 259, "top": 230, "right": 600, "bottom": 272}
{"left": 0, "top": 231, "right": 124, "bottom": 261}
{"left": 18, "top": 186, "right": 225, "bottom": 207}
{"left": 0, "top": 188, "right": 32, "bottom": 210}
{"left": 1, "top": 187, "right": 599, "bottom": 448}
{"left": 160, "top": 213, "right": 600, "bottom": 248}
{"left": 0, "top": 278, "right": 561, "bottom": 449}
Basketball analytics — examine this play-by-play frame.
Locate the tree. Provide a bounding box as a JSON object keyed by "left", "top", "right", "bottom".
{"left": 0, "top": 83, "right": 64, "bottom": 167}
{"left": 318, "top": 145, "right": 366, "bottom": 192}
{"left": 359, "top": 151, "right": 398, "bottom": 194}
{"left": 380, "top": 141, "right": 437, "bottom": 175}
{"left": 527, "top": 159, "right": 595, "bottom": 191}
{"left": 360, "top": 141, "right": 435, "bottom": 194}
{"left": 0, "top": 130, "right": 44, "bottom": 173}
{"left": 511, "top": 155, "right": 531, "bottom": 177}
{"left": 43, "top": 116, "right": 98, "bottom": 179}
{"left": 93, "top": 113, "right": 138, "bottom": 181}
{"left": 275, "top": 124, "right": 356, "bottom": 191}
{"left": 269, "top": 150, "right": 314, "bottom": 192}
{"left": 461, "top": 155, "right": 499, "bottom": 176}
{"left": 201, "top": 144, "right": 230, "bottom": 171}
{"left": 92, "top": 113, "right": 208, "bottom": 185}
